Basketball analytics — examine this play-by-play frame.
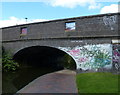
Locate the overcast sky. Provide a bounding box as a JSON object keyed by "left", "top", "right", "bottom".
{"left": 1, "top": 0, "right": 119, "bottom": 28}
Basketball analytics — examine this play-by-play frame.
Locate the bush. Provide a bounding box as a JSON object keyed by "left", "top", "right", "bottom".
{"left": 62, "top": 54, "right": 76, "bottom": 70}
{"left": 2, "top": 50, "right": 19, "bottom": 72}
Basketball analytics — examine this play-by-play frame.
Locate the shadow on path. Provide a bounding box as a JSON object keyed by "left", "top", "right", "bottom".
{"left": 16, "top": 70, "right": 78, "bottom": 94}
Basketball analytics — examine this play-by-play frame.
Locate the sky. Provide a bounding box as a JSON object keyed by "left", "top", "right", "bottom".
{"left": 0, "top": 0, "right": 120, "bottom": 28}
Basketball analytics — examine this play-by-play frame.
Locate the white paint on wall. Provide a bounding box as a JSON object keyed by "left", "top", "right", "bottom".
{"left": 112, "top": 39, "right": 120, "bottom": 44}
{"left": 58, "top": 44, "right": 112, "bottom": 71}
{"left": 103, "top": 15, "right": 117, "bottom": 30}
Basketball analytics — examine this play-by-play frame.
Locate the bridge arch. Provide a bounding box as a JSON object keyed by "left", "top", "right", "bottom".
{"left": 13, "top": 45, "right": 77, "bottom": 70}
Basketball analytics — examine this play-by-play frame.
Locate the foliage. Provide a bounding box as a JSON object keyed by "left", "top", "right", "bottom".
{"left": 62, "top": 54, "right": 76, "bottom": 70}
{"left": 0, "top": 46, "right": 2, "bottom": 70}
{"left": 2, "top": 48, "right": 19, "bottom": 72}
{"left": 76, "top": 72, "right": 119, "bottom": 94}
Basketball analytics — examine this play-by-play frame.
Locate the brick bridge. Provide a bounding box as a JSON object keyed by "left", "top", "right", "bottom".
{"left": 2, "top": 13, "right": 120, "bottom": 71}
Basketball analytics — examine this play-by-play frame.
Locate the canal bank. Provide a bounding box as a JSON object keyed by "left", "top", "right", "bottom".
{"left": 2, "top": 66, "right": 63, "bottom": 95}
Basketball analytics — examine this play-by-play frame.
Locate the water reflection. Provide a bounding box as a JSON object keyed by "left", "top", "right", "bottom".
{"left": 2, "top": 66, "right": 63, "bottom": 95}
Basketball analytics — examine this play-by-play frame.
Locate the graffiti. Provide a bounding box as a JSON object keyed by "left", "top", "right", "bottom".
{"left": 113, "top": 44, "right": 120, "bottom": 70}
{"left": 103, "top": 15, "right": 117, "bottom": 30}
{"left": 69, "top": 49, "right": 80, "bottom": 56}
{"left": 58, "top": 44, "right": 112, "bottom": 71}
{"left": 115, "top": 64, "right": 119, "bottom": 70}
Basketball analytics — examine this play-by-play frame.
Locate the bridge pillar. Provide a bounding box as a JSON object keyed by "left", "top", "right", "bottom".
{"left": 58, "top": 44, "right": 113, "bottom": 71}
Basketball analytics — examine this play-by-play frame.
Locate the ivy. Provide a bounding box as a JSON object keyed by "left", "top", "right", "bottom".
{"left": 2, "top": 48, "right": 19, "bottom": 72}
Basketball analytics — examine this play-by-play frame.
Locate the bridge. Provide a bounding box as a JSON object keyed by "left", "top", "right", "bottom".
{"left": 2, "top": 13, "right": 120, "bottom": 71}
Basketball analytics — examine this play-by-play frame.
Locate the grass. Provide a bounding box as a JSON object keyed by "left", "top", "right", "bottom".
{"left": 76, "top": 72, "right": 119, "bottom": 94}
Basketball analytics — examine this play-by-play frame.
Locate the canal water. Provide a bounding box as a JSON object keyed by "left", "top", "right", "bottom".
{"left": 2, "top": 66, "right": 63, "bottom": 95}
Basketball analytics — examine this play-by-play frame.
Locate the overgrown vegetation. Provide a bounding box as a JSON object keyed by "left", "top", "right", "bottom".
{"left": 0, "top": 46, "right": 2, "bottom": 69}
{"left": 76, "top": 72, "right": 119, "bottom": 94}
{"left": 2, "top": 47, "right": 19, "bottom": 72}
{"left": 62, "top": 54, "right": 76, "bottom": 70}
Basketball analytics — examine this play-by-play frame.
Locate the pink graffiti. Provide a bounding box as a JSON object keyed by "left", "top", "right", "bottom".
{"left": 69, "top": 49, "right": 80, "bottom": 56}
{"left": 113, "top": 51, "right": 120, "bottom": 56}
{"left": 113, "top": 55, "right": 120, "bottom": 63}
{"left": 78, "top": 57, "right": 88, "bottom": 63}
{"left": 113, "top": 45, "right": 120, "bottom": 63}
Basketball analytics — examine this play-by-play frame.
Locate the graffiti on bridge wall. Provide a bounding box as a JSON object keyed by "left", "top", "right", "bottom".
{"left": 103, "top": 15, "right": 117, "bottom": 30}
{"left": 58, "top": 44, "right": 112, "bottom": 71}
{"left": 113, "top": 44, "right": 120, "bottom": 70}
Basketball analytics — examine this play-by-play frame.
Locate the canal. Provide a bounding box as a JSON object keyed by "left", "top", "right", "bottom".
{"left": 2, "top": 66, "right": 63, "bottom": 95}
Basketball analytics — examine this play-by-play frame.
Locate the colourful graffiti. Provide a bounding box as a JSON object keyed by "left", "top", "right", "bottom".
{"left": 58, "top": 44, "right": 112, "bottom": 71}
{"left": 113, "top": 44, "right": 120, "bottom": 70}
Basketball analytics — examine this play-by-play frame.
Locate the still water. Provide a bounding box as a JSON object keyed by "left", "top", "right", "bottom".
{"left": 2, "top": 66, "right": 63, "bottom": 95}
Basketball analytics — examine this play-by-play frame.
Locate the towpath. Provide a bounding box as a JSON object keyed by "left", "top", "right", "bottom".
{"left": 17, "top": 70, "right": 78, "bottom": 94}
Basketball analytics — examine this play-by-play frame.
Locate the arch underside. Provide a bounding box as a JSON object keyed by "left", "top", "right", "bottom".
{"left": 13, "top": 46, "right": 76, "bottom": 70}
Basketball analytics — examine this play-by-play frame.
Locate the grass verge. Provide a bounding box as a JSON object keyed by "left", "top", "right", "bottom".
{"left": 76, "top": 72, "right": 119, "bottom": 94}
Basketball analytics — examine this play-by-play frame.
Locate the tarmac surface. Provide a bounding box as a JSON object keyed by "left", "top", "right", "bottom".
{"left": 17, "top": 70, "right": 78, "bottom": 94}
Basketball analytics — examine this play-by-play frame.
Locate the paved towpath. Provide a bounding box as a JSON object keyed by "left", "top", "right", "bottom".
{"left": 17, "top": 70, "right": 78, "bottom": 94}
